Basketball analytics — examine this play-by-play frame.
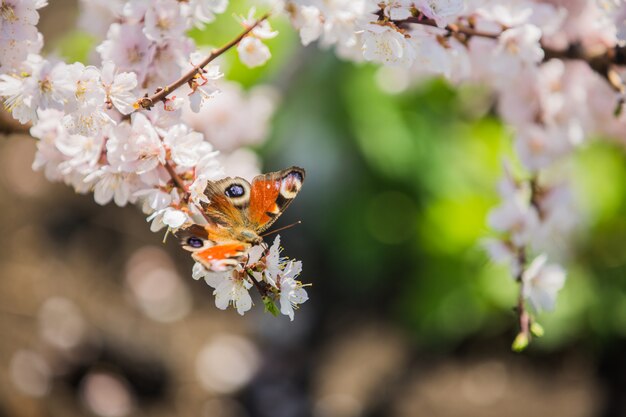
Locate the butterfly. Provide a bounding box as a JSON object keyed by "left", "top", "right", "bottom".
{"left": 175, "top": 166, "right": 305, "bottom": 271}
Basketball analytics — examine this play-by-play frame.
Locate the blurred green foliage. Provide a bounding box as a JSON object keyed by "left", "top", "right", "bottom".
{"left": 56, "top": 30, "right": 96, "bottom": 63}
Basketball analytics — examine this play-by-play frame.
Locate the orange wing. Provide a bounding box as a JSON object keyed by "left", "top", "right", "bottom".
{"left": 192, "top": 242, "right": 249, "bottom": 271}
{"left": 248, "top": 167, "right": 305, "bottom": 232}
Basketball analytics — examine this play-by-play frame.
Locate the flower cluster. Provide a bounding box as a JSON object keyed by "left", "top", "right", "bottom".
{"left": 193, "top": 236, "right": 309, "bottom": 319}
{"left": 285, "top": 0, "right": 626, "bottom": 344}
{"left": 0, "top": 0, "right": 307, "bottom": 318}
{"left": 483, "top": 163, "right": 570, "bottom": 310}
{"left": 237, "top": 8, "right": 278, "bottom": 68}
{"left": 0, "top": 0, "right": 47, "bottom": 73}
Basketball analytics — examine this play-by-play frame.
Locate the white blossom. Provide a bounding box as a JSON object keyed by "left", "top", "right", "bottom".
{"left": 0, "top": 55, "right": 73, "bottom": 124}
{"left": 183, "top": 0, "right": 228, "bottom": 28}
{"left": 182, "top": 82, "right": 278, "bottom": 152}
{"left": 97, "top": 23, "right": 154, "bottom": 85}
{"left": 290, "top": 5, "right": 323, "bottom": 45}
{"left": 522, "top": 254, "right": 566, "bottom": 311}
{"left": 88, "top": 167, "right": 135, "bottom": 207}
{"left": 184, "top": 54, "right": 223, "bottom": 112}
{"left": 0, "top": 0, "right": 46, "bottom": 71}
{"left": 362, "top": 24, "right": 414, "bottom": 67}
{"left": 163, "top": 124, "right": 212, "bottom": 168}
{"left": 238, "top": 37, "right": 272, "bottom": 68}
{"left": 488, "top": 195, "right": 540, "bottom": 247}
{"left": 278, "top": 260, "right": 308, "bottom": 321}
{"left": 378, "top": 0, "right": 413, "bottom": 20}
{"left": 189, "top": 176, "right": 210, "bottom": 205}
{"left": 143, "top": 0, "right": 187, "bottom": 43}
{"left": 147, "top": 207, "right": 188, "bottom": 231}
{"left": 101, "top": 61, "right": 137, "bottom": 115}
{"left": 416, "top": 0, "right": 465, "bottom": 27}
{"left": 241, "top": 8, "right": 279, "bottom": 40}
{"left": 492, "top": 24, "right": 544, "bottom": 77}
{"left": 201, "top": 268, "right": 254, "bottom": 315}
{"left": 107, "top": 113, "right": 165, "bottom": 174}
{"left": 482, "top": 238, "right": 521, "bottom": 277}
{"left": 263, "top": 235, "right": 283, "bottom": 287}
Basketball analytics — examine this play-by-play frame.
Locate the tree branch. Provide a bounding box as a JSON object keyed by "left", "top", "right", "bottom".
{"left": 134, "top": 12, "right": 271, "bottom": 111}
{"left": 246, "top": 269, "right": 270, "bottom": 298}
{"left": 394, "top": 13, "right": 626, "bottom": 93}
{"left": 544, "top": 43, "right": 626, "bottom": 93}
{"left": 397, "top": 16, "right": 500, "bottom": 39}
{"left": 164, "top": 161, "right": 188, "bottom": 195}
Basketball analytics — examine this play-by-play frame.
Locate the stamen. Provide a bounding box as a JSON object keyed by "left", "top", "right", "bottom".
{"left": 1, "top": 4, "right": 17, "bottom": 22}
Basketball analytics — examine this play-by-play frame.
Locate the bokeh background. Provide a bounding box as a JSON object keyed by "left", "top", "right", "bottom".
{"left": 2, "top": 1, "right": 626, "bottom": 416}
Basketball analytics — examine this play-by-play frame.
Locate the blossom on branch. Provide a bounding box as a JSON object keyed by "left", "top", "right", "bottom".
{"left": 236, "top": 8, "right": 278, "bottom": 68}
{"left": 191, "top": 236, "right": 310, "bottom": 318}
{"left": 522, "top": 254, "right": 566, "bottom": 312}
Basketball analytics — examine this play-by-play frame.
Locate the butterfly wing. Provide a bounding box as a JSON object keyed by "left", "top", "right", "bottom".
{"left": 174, "top": 177, "right": 254, "bottom": 271}
{"left": 247, "top": 167, "right": 305, "bottom": 233}
{"left": 199, "top": 176, "right": 252, "bottom": 228}
{"left": 192, "top": 242, "right": 248, "bottom": 271}
{"left": 175, "top": 223, "right": 249, "bottom": 271}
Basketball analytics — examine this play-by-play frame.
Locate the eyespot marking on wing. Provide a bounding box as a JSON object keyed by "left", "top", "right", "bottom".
{"left": 215, "top": 178, "right": 251, "bottom": 208}
{"left": 225, "top": 183, "right": 245, "bottom": 198}
{"left": 175, "top": 224, "right": 215, "bottom": 252}
{"left": 187, "top": 237, "right": 204, "bottom": 248}
{"left": 280, "top": 171, "right": 304, "bottom": 199}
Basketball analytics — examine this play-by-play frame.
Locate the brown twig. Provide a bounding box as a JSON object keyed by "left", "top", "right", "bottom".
{"left": 515, "top": 248, "right": 531, "bottom": 342}
{"left": 134, "top": 12, "right": 271, "bottom": 111}
{"left": 164, "top": 161, "right": 188, "bottom": 195}
{"left": 246, "top": 269, "right": 269, "bottom": 298}
{"left": 163, "top": 160, "right": 217, "bottom": 224}
{"left": 398, "top": 16, "right": 500, "bottom": 39}
{"left": 544, "top": 43, "right": 626, "bottom": 94}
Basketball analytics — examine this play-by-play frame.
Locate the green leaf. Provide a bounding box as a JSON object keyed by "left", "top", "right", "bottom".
{"left": 263, "top": 296, "right": 280, "bottom": 317}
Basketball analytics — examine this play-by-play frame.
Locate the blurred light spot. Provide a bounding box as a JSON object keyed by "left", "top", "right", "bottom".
{"left": 9, "top": 350, "right": 51, "bottom": 397}
{"left": 460, "top": 360, "right": 508, "bottom": 406}
{"left": 314, "top": 394, "right": 363, "bottom": 417}
{"left": 80, "top": 370, "right": 135, "bottom": 417}
{"left": 126, "top": 245, "right": 176, "bottom": 277}
{"left": 0, "top": 138, "right": 47, "bottom": 197}
{"left": 125, "top": 246, "right": 191, "bottom": 322}
{"left": 313, "top": 325, "right": 408, "bottom": 416}
{"left": 203, "top": 397, "right": 250, "bottom": 417}
{"left": 421, "top": 195, "right": 489, "bottom": 253}
{"left": 365, "top": 191, "right": 416, "bottom": 244}
{"left": 196, "top": 334, "right": 260, "bottom": 394}
{"left": 219, "top": 148, "right": 261, "bottom": 180}
{"left": 375, "top": 66, "right": 410, "bottom": 94}
{"left": 38, "top": 297, "right": 86, "bottom": 350}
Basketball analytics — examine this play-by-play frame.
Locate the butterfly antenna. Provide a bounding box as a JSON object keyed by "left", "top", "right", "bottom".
{"left": 261, "top": 220, "right": 302, "bottom": 238}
